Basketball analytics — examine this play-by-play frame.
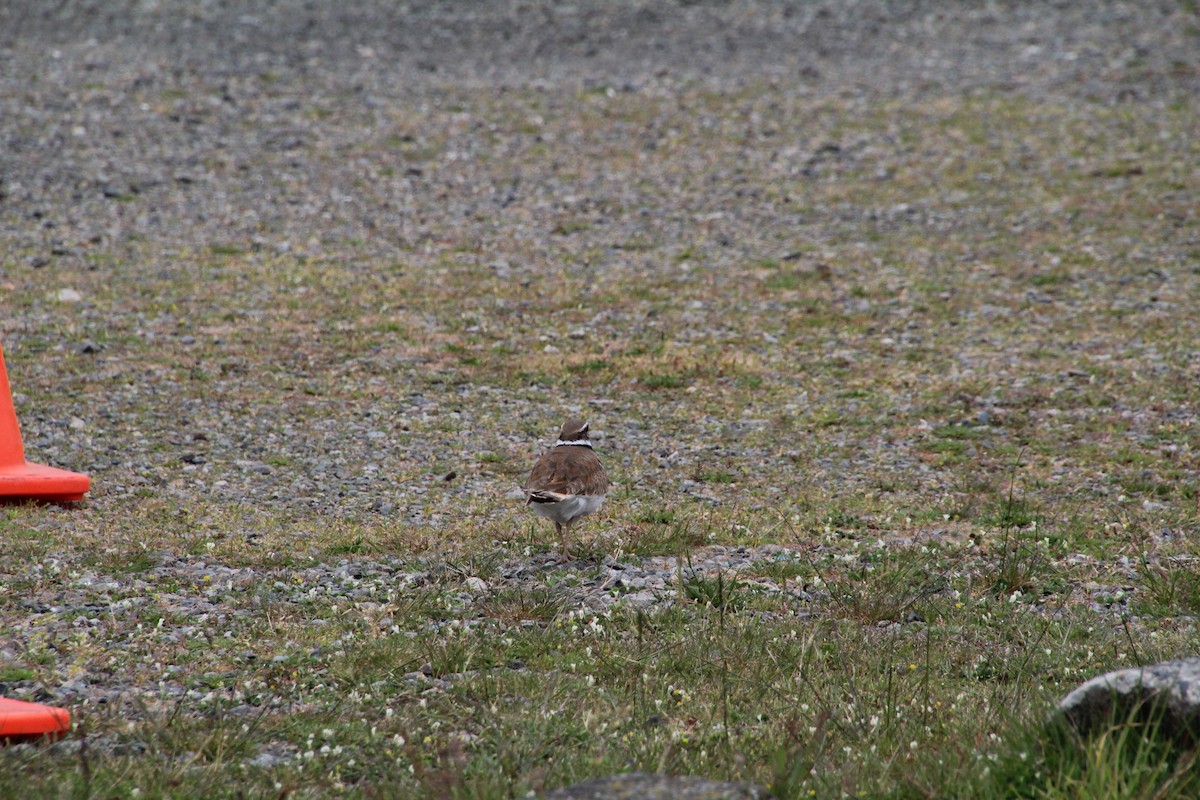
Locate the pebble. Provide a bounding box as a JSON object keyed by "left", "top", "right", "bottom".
{"left": 248, "top": 751, "right": 289, "bottom": 769}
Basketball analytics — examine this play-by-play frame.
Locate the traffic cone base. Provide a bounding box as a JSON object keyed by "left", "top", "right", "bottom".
{"left": 0, "top": 462, "right": 89, "bottom": 502}
{"left": 0, "top": 341, "right": 89, "bottom": 503}
{"left": 0, "top": 697, "right": 71, "bottom": 740}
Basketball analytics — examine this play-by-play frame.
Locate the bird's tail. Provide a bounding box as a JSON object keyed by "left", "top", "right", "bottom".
{"left": 527, "top": 490, "right": 568, "bottom": 505}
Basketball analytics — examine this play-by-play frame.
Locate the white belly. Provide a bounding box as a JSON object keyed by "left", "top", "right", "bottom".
{"left": 530, "top": 494, "right": 605, "bottom": 525}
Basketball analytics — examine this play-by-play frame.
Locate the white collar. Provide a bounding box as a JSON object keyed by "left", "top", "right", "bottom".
{"left": 555, "top": 439, "right": 593, "bottom": 448}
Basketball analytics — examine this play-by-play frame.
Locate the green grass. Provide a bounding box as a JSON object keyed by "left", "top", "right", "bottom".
{"left": 695, "top": 469, "right": 738, "bottom": 484}
{"left": 892, "top": 705, "right": 1200, "bottom": 799}
{"left": 0, "top": 665, "right": 37, "bottom": 682}
{"left": 640, "top": 371, "right": 691, "bottom": 390}
{"left": 1135, "top": 556, "right": 1200, "bottom": 618}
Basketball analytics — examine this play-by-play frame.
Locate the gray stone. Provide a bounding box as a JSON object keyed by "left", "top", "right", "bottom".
{"left": 1059, "top": 657, "right": 1200, "bottom": 743}
{"left": 543, "top": 773, "right": 771, "bottom": 800}
{"left": 248, "top": 751, "right": 289, "bottom": 769}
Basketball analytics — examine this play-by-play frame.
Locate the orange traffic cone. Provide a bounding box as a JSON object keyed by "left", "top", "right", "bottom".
{"left": 0, "top": 697, "right": 71, "bottom": 740}
{"left": 0, "top": 341, "right": 89, "bottom": 502}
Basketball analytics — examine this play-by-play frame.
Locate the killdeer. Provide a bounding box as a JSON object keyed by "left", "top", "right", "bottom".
{"left": 524, "top": 419, "right": 610, "bottom": 559}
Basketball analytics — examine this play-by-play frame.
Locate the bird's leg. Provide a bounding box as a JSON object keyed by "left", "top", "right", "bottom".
{"left": 552, "top": 522, "right": 571, "bottom": 562}
{"left": 559, "top": 521, "right": 575, "bottom": 561}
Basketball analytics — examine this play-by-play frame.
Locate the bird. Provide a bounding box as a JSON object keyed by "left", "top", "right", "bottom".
{"left": 524, "top": 419, "right": 610, "bottom": 559}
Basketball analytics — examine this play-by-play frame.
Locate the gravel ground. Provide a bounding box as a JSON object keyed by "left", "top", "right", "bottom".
{"left": 1, "top": 1, "right": 1199, "bottom": 791}
{"left": 2, "top": 0, "right": 1197, "bottom": 517}
{"left": 3, "top": 0, "right": 1197, "bottom": 274}
{"left": 3, "top": 0, "right": 1197, "bottom": 101}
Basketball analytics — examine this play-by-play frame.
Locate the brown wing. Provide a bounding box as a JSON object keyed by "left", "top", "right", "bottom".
{"left": 524, "top": 447, "right": 609, "bottom": 497}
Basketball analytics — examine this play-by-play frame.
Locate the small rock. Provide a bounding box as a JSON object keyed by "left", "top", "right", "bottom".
{"left": 248, "top": 751, "right": 288, "bottom": 769}
{"left": 57, "top": 288, "right": 83, "bottom": 303}
{"left": 621, "top": 590, "right": 657, "bottom": 606}
{"left": 1059, "top": 657, "right": 1200, "bottom": 745}
{"left": 544, "top": 773, "right": 771, "bottom": 800}
{"left": 101, "top": 183, "right": 136, "bottom": 199}
{"left": 464, "top": 577, "right": 489, "bottom": 593}
{"left": 48, "top": 740, "right": 84, "bottom": 756}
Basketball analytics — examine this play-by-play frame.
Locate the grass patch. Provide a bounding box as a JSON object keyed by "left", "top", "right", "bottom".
{"left": 684, "top": 572, "right": 748, "bottom": 611}
{"left": 635, "top": 508, "right": 677, "bottom": 525}
{"left": 695, "top": 468, "right": 738, "bottom": 484}
{"left": 1010, "top": 709, "right": 1200, "bottom": 800}
{"left": 551, "top": 219, "right": 590, "bottom": 235}
{"left": 0, "top": 665, "right": 37, "bottom": 682}
{"left": 623, "top": 516, "right": 711, "bottom": 556}
{"left": 1135, "top": 555, "right": 1200, "bottom": 618}
{"left": 986, "top": 527, "right": 1054, "bottom": 596}
{"left": 566, "top": 359, "right": 610, "bottom": 374}
{"left": 817, "top": 547, "right": 943, "bottom": 624}
{"left": 983, "top": 495, "right": 1038, "bottom": 529}
{"left": 746, "top": 556, "right": 810, "bottom": 584}
{"left": 639, "top": 371, "right": 692, "bottom": 389}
